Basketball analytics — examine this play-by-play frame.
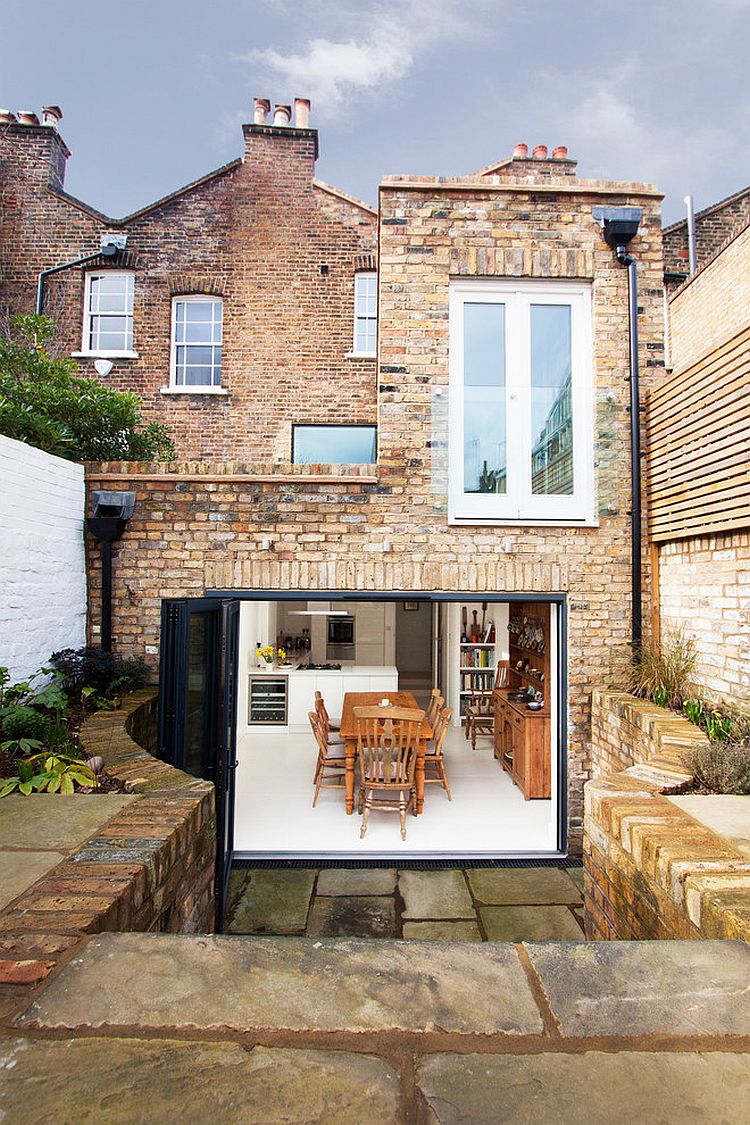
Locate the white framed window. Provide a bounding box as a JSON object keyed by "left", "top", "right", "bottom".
{"left": 170, "top": 296, "right": 223, "bottom": 389}
{"left": 449, "top": 280, "right": 593, "bottom": 524}
{"left": 82, "top": 272, "right": 134, "bottom": 355}
{"left": 352, "top": 272, "right": 377, "bottom": 356}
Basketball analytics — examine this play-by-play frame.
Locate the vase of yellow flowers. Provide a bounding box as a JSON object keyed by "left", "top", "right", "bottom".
{"left": 256, "top": 644, "right": 287, "bottom": 668}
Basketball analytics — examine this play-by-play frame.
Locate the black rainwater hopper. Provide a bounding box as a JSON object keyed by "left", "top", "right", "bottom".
{"left": 87, "top": 491, "right": 136, "bottom": 653}
{"left": 592, "top": 205, "right": 643, "bottom": 649}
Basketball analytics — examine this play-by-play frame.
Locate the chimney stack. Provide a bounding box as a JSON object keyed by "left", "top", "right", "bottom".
{"left": 294, "top": 97, "right": 311, "bottom": 129}
{"left": 41, "top": 105, "right": 62, "bottom": 129}
{"left": 273, "top": 103, "right": 292, "bottom": 127}
{"left": 253, "top": 97, "right": 271, "bottom": 125}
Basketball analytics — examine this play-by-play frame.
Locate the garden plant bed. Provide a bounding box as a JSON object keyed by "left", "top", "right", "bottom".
{"left": 585, "top": 689, "right": 750, "bottom": 941}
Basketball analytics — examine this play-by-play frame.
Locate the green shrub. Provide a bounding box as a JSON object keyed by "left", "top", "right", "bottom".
{"left": 0, "top": 314, "right": 175, "bottom": 462}
{"left": 0, "top": 706, "right": 54, "bottom": 745}
{"left": 627, "top": 630, "right": 697, "bottom": 710}
{"left": 685, "top": 739, "right": 750, "bottom": 795}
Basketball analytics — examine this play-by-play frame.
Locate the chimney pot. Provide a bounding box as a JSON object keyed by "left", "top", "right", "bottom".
{"left": 551, "top": 145, "right": 568, "bottom": 160}
{"left": 41, "top": 105, "right": 62, "bottom": 128}
{"left": 273, "top": 103, "right": 292, "bottom": 127}
{"left": 294, "top": 97, "right": 311, "bottom": 129}
{"left": 532, "top": 144, "right": 548, "bottom": 159}
{"left": 17, "top": 110, "right": 40, "bottom": 126}
{"left": 512, "top": 143, "right": 528, "bottom": 159}
{"left": 0, "top": 108, "right": 17, "bottom": 124}
{"left": 253, "top": 97, "right": 271, "bottom": 125}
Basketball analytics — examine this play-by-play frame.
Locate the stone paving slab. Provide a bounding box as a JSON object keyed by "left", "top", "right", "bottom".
{"left": 20, "top": 933, "right": 544, "bottom": 1036}
{"left": 0, "top": 851, "right": 66, "bottom": 911}
{"left": 417, "top": 1051, "right": 750, "bottom": 1124}
{"left": 0, "top": 795, "right": 136, "bottom": 850}
{"left": 0, "top": 1039, "right": 402, "bottom": 1124}
{"left": 402, "top": 921, "right": 482, "bottom": 941}
{"left": 467, "top": 867, "right": 582, "bottom": 905}
{"left": 525, "top": 940, "right": 750, "bottom": 1037}
{"left": 226, "top": 869, "right": 315, "bottom": 934}
{"left": 307, "top": 895, "right": 397, "bottom": 938}
{"left": 668, "top": 795, "right": 750, "bottom": 859}
{"left": 481, "top": 905, "right": 583, "bottom": 941}
{"left": 316, "top": 867, "right": 397, "bottom": 896}
{"left": 400, "top": 869, "right": 474, "bottom": 919}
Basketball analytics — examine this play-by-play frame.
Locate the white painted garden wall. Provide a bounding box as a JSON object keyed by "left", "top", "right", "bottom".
{"left": 0, "top": 435, "right": 86, "bottom": 680}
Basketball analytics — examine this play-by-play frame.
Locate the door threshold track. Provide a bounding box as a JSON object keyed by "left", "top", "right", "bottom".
{"left": 233, "top": 851, "right": 573, "bottom": 868}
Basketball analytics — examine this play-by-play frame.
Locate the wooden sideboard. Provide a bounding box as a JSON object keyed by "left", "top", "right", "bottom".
{"left": 493, "top": 689, "right": 551, "bottom": 799}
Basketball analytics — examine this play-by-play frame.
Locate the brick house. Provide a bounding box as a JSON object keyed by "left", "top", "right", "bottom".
{"left": 0, "top": 101, "right": 666, "bottom": 870}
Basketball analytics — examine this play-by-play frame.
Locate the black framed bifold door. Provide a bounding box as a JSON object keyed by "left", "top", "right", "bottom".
{"left": 158, "top": 598, "right": 239, "bottom": 927}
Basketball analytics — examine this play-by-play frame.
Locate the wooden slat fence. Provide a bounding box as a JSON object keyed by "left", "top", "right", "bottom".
{"left": 647, "top": 323, "right": 750, "bottom": 542}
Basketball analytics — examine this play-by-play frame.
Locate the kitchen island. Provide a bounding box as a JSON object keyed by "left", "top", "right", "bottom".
{"left": 244, "top": 665, "right": 399, "bottom": 731}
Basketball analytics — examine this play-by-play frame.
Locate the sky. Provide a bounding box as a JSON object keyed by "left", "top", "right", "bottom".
{"left": 2, "top": 0, "right": 749, "bottom": 225}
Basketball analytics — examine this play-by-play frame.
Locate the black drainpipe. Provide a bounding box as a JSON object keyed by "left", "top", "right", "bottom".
{"left": 36, "top": 242, "right": 119, "bottom": 315}
{"left": 592, "top": 206, "right": 644, "bottom": 649}
{"left": 86, "top": 492, "right": 136, "bottom": 652}
{"left": 618, "top": 245, "right": 642, "bottom": 648}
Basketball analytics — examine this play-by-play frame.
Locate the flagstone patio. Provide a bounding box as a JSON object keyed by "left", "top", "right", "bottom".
{"left": 225, "top": 865, "right": 585, "bottom": 941}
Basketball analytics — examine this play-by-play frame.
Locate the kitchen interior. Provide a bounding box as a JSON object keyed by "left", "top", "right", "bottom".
{"left": 234, "top": 597, "right": 559, "bottom": 857}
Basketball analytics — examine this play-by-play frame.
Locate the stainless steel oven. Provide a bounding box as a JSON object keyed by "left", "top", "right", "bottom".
{"left": 326, "top": 615, "right": 355, "bottom": 660}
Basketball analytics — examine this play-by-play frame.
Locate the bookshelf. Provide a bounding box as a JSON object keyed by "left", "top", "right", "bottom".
{"left": 457, "top": 602, "right": 498, "bottom": 725}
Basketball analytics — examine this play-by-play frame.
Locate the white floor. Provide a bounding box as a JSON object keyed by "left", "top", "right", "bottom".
{"left": 234, "top": 726, "right": 559, "bottom": 857}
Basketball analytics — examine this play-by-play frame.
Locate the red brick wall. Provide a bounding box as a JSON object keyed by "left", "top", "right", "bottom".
{"left": 0, "top": 120, "right": 377, "bottom": 460}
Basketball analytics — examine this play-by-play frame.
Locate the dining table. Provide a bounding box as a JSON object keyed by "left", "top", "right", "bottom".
{"left": 338, "top": 690, "right": 433, "bottom": 816}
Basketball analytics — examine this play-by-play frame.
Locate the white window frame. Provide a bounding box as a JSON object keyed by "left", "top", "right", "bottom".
{"left": 448, "top": 279, "right": 594, "bottom": 525}
{"left": 80, "top": 271, "right": 135, "bottom": 357}
{"left": 351, "top": 272, "right": 377, "bottom": 357}
{"left": 168, "top": 295, "right": 224, "bottom": 393}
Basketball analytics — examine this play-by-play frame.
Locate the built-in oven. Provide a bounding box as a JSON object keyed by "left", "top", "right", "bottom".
{"left": 326, "top": 615, "right": 355, "bottom": 660}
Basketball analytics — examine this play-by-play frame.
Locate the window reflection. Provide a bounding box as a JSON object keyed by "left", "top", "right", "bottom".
{"left": 463, "top": 303, "right": 506, "bottom": 493}
{"left": 530, "top": 305, "right": 574, "bottom": 496}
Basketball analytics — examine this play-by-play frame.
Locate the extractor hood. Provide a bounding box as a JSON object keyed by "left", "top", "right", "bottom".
{"left": 287, "top": 600, "right": 348, "bottom": 616}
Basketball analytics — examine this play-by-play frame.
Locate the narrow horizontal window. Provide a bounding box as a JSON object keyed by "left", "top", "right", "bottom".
{"left": 292, "top": 424, "right": 377, "bottom": 464}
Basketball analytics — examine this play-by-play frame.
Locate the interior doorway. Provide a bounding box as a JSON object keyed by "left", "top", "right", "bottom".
{"left": 395, "top": 601, "right": 433, "bottom": 704}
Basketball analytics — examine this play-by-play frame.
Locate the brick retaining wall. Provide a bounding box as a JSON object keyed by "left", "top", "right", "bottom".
{"left": 0, "top": 691, "right": 215, "bottom": 1020}
{"left": 584, "top": 689, "right": 750, "bottom": 941}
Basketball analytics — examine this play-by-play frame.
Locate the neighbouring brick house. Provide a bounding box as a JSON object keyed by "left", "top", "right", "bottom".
{"left": 662, "top": 183, "right": 750, "bottom": 296}
{"left": 0, "top": 101, "right": 667, "bottom": 858}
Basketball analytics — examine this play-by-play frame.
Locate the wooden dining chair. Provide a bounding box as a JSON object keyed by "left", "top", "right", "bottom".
{"left": 465, "top": 660, "right": 509, "bottom": 751}
{"left": 309, "top": 711, "right": 347, "bottom": 807}
{"left": 424, "top": 687, "right": 444, "bottom": 730}
{"left": 354, "top": 705, "right": 425, "bottom": 841}
{"left": 423, "top": 705, "right": 453, "bottom": 800}
{"left": 314, "top": 691, "right": 344, "bottom": 745}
